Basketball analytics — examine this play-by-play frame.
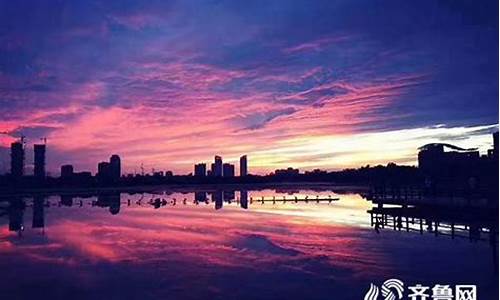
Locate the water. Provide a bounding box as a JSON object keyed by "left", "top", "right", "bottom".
{"left": 0, "top": 188, "right": 497, "bottom": 300}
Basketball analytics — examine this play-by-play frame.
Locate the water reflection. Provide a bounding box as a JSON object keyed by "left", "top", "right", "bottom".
{"left": 32, "top": 196, "right": 44, "bottom": 229}
{"left": 0, "top": 188, "right": 498, "bottom": 299}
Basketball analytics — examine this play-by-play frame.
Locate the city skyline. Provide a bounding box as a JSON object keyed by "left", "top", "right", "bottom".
{"left": 0, "top": 1, "right": 498, "bottom": 175}
{"left": 3, "top": 130, "right": 498, "bottom": 179}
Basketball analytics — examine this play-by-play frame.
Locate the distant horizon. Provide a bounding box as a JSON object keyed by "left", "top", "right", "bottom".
{"left": 1, "top": 125, "right": 497, "bottom": 177}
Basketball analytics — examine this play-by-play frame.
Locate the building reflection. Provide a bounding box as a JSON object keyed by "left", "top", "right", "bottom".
{"left": 61, "top": 195, "right": 74, "bottom": 207}
{"left": 32, "top": 195, "right": 45, "bottom": 229}
{"left": 194, "top": 191, "right": 207, "bottom": 203}
{"left": 212, "top": 191, "right": 223, "bottom": 210}
{"left": 223, "top": 190, "right": 235, "bottom": 203}
{"left": 94, "top": 193, "right": 121, "bottom": 215}
{"left": 368, "top": 202, "right": 499, "bottom": 268}
{"left": 240, "top": 190, "right": 248, "bottom": 209}
{"left": 8, "top": 197, "right": 25, "bottom": 233}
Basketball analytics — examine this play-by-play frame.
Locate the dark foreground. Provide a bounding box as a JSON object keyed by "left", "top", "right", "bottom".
{"left": 0, "top": 188, "right": 497, "bottom": 300}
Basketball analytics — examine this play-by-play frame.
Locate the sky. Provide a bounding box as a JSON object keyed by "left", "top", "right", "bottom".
{"left": 0, "top": 0, "right": 498, "bottom": 175}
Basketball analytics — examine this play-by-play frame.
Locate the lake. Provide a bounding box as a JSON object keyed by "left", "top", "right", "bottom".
{"left": 0, "top": 187, "right": 497, "bottom": 300}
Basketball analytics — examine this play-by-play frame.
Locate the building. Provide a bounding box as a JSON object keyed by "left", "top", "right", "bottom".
{"left": 223, "top": 163, "right": 235, "bottom": 177}
{"left": 34, "top": 144, "right": 46, "bottom": 179}
{"left": 97, "top": 161, "right": 111, "bottom": 180}
{"left": 110, "top": 154, "right": 121, "bottom": 181}
{"left": 73, "top": 171, "right": 92, "bottom": 183}
{"left": 97, "top": 155, "right": 121, "bottom": 183}
{"left": 10, "top": 141, "right": 24, "bottom": 177}
{"left": 194, "top": 163, "right": 207, "bottom": 177}
{"left": 417, "top": 134, "right": 499, "bottom": 195}
{"left": 418, "top": 143, "right": 480, "bottom": 179}
{"left": 60, "top": 164, "right": 74, "bottom": 179}
{"left": 274, "top": 167, "right": 300, "bottom": 177}
{"left": 240, "top": 155, "right": 247, "bottom": 176}
{"left": 213, "top": 156, "right": 223, "bottom": 177}
{"left": 10, "top": 142, "right": 24, "bottom": 177}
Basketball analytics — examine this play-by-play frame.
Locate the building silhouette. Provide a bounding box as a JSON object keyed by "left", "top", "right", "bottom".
{"left": 97, "top": 155, "right": 121, "bottom": 183}
{"left": 418, "top": 132, "right": 499, "bottom": 194}
{"left": 213, "top": 156, "right": 223, "bottom": 177}
{"left": 10, "top": 141, "right": 24, "bottom": 177}
{"left": 73, "top": 171, "right": 92, "bottom": 183}
{"left": 34, "top": 144, "right": 46, "bottom": 179}
{"left": 240, "top": 155, "right": 247, "bottom": 176}
{"left": 223, "top": 163, "right": 235, "bottom": 177}
{"left": 418, "top": 143, "right": 480, "bottom": 179}
{"left": 61, "top": 164, "right": 74, "bottom": 179}
{"left": 97, "top": 161, "right": 111, "bottom": 181}
{"left": 110, "top": 154, "right": 121, "bottom": 181}
{"left": 274, "top": 167, "right": 300, "bottom": 177}
{"left": 194, "top": 163, "right": 206, "bottom": 177}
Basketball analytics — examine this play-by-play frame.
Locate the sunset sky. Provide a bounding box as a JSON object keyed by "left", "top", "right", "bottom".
{"left": 0, "top": 0, "right": 498, "bottom": 175}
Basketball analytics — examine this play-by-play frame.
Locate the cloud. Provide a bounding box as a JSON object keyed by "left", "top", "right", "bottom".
{"left": 0, "top": 0, "right": 497, "bottom": 174}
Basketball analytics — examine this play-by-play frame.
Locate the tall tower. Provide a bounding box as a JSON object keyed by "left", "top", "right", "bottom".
{"left": 214, "top": 156, "right": 223, "bottom": 177}
{"left": 110, "top": 155, "right": 121, "bottom": 181}
{"left": 34, "top": 144, "right": 46, "bottom": 179}
{"left": 239, "top": 155, "right": 247, "bottom": 176}
{"left": 10, "top": 141, "right": 24, "bottom": 177}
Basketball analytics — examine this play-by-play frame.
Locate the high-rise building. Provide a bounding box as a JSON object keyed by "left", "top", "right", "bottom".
{"left": 214, "top": 156, "right": 223, "bottom": 177}
{"left": 61, "top": 164, "right": 74, "bottom": 179}
{"left": 110, "top": 154, "right": 121, "bottom": 181}
{"left": 194, "top": 163, "right": 206, "bottom": 176}
{"left": 10, "top": 141, "right": 24, "bottom": 177}
{"left": 34, "top": 144, "right": 46, "bottom": 179}
{"left": 223, "top": 163, "right": 235, "bottom": 177}
{"left": 239, "top": 155, "right": 247, "bottom": 176}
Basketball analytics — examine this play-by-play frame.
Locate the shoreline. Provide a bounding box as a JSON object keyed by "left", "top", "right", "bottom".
{"left": 0, "top": 182, "right": 370, "bottom": 198}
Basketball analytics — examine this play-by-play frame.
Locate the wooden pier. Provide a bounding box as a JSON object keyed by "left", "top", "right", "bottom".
{"left": 368, "top": 206, "right": 498, "bottom": 245}
{"left": 367, "top": 187, "right": 494, "bottom": 209}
